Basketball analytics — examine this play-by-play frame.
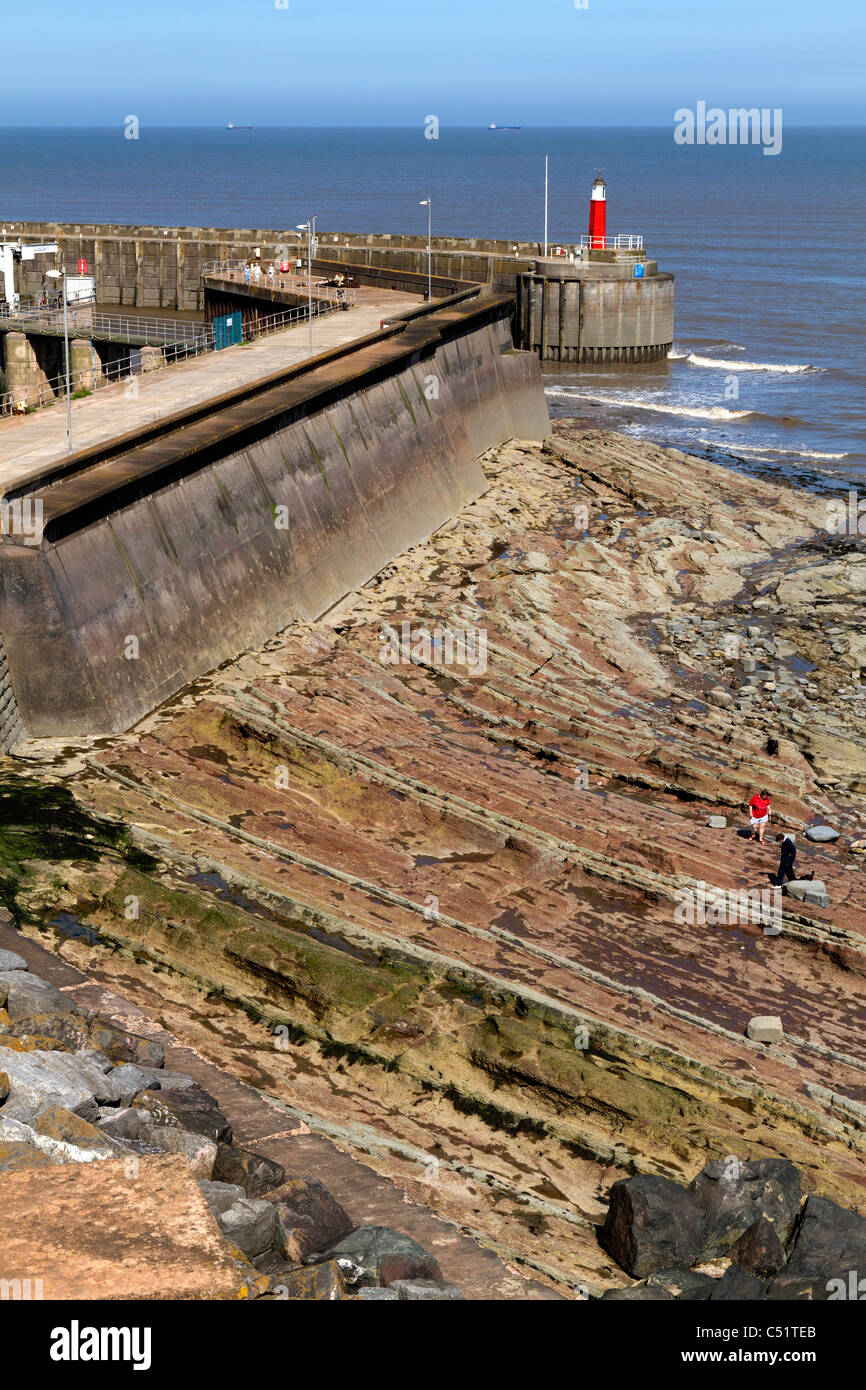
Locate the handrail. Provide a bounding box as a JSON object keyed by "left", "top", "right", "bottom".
{"left": 578, "top": 233, "right": 644, "bottom": 250}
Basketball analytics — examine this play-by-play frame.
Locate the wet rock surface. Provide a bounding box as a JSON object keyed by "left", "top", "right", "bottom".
{"left": 3, "top": 422, "right": 866, "bottom": 1295}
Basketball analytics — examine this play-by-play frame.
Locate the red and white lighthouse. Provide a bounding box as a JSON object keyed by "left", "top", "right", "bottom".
{"left": 588, "top": 172, "right": 607, "bottom": 250}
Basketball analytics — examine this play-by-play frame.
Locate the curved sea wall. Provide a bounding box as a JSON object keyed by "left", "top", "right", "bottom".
{"left": 0, "top": 294, "right": 549, "bottom": 742}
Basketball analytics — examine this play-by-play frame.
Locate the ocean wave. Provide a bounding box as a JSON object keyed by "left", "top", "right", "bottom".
{"left": 545, "top": 389, "right": 754, "bottom": 421}
{"left": 699, "top": 440, "right": 849, "bottom": 461}
{"left": 685, "top": 353, "right": 817, "bottom": 374}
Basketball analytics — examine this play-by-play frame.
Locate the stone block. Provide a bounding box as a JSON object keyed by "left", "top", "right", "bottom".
{"left": 746, "top": 1015, "right": 784, "bottom": 1044}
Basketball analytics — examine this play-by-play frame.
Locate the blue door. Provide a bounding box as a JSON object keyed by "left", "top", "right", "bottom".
{"left": 213, "top": 312, "right": 243, "bottom": 350}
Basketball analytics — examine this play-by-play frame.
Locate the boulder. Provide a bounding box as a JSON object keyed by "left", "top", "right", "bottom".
{"left": 646, "top": 1267, "right": 717, "bottom": 1300}
{"left": 707, "top": 1266, "right": 767, "bottom": 1300}
{"left": 137, "top": 1123, "right": 217, "bottom": 1179}
{"left": 0, "top": 973, "right": 77, "bottom": 1021}
{"left": 131, "top": 1085, "right": 231, "bottom": 1144}
{"left": 95, "top": 1106, "right": 148, "bottom": 1141}
{"left": 805, "top": 825, "right": 839, "bottom": 843}
{"left": 783, "top": 879, "right": 830, "bottom": 908}
{"left": 707, "top": 816, "right": 727, "bottom": 829}
{"left": 389, "top": 1279, "right": 465, "bottom": 1300}
{"left": 198, "top": 1179, "right": 245, "bottom": 1217}
{"left": 122, "top": 1065, "right": 197, "bottom": 1090}
{"left": 107, "top": 1064, "right": 158, "bottom": 1104}
{"left": 357, "top": 1287, "right": 399, "bottom": 1300}
{"left": 34, "top": 1105, "right": 125, "bottom": 1157}
{"left": 0, "top": 1048, "right": 126, "bottom": 1123}
{"left": 707, "top": 688, "right": 734, "bottom": 709}
{"left": 273, "top": 1259, "right": 352, "bottom": 1301}
{"left": 765, "top": 1195, "right": 866, "bottom": 1300}
{"left": 0, "top": 950, "right": 28, "bottom": 972}
{"left": 0, "top": 1069, "right": 7, "bottom": 1103}
{"left": 217, "top": 1197, "right": 277, "bottom": 1259}
{"left": 212, "top": 1143, "right": 285, "bottom": 1197}
{"left": 730, "top": 1217, "right": 788, "bottom": 1277}
{"left": 266, "top": 1177, "right": 354, "bottom": 1261}
{"left": 88, "top": 1020, "right": 165, "bottom": 1069}
{"left": 2, "top": 1012, "right": 90, "bottom": 1053}
{"left": 322, "top": 1225, "right": 443, "bottom": 1287}
{"left": 599, "top": 1175, "right": 707, "bottom": 1278}
{"left": 689, "top": 1158, "right": 801, "bottom": 1260}
{"left": 746, "top": 1016, "right": 784, "bottom": 1045}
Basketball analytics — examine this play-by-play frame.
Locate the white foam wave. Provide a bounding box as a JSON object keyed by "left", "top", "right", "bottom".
{"left": 545, "top": 389, "right": 754, "bottom": 421}
{"left": 685, "top": 353, "right": 816, "bottom": 374}
{"left": 699, "top": 440, "right": 849, "bottom": 462}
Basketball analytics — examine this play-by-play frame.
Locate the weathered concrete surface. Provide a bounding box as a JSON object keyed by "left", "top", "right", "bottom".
{"left": 0, "top": 1153, "right": 244, "bottom": 1298}
{"left": 0, "top": 294, "right": 548, "bottom": 740}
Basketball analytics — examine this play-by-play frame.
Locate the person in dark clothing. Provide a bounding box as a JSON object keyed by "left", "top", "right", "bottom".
{"left": 774, "top": 833, "right": 814, "bottom": 887}
{"left": 774, "top": 832, "right": 797, "bottom": 885}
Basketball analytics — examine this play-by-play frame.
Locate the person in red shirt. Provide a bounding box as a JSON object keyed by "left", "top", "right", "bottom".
{"left": 748, "top": 789, "right": 772, "bottom": 843}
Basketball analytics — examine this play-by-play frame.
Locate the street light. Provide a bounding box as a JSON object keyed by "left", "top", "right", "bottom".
{"left": 296, "top": 221, "right": 316, "bottom": 357}
{"left": 419, "top": 199, "right": 432, "bottom": 302}
{"left": 46, "top": 268, "right": 72, "bottom": 453}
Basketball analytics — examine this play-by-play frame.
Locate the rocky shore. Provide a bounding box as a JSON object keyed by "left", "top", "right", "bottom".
{"left": 2, "top": 421, "right": 864, "bottom": 1296}
{"left": 0, "top": 931, "right": 465, "bottom": 1299}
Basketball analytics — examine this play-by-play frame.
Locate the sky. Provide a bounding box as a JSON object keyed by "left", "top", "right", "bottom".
{"left": 3, "top": 0, "right": 864, "bottom": 127}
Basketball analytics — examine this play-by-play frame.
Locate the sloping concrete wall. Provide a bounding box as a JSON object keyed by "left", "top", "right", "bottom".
{"left": 0, "top": 298, "right": 549, "bottom": 740}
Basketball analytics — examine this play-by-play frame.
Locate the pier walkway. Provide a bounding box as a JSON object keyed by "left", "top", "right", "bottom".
{"left": 0, "top": 285, "right": 420, "bottom": 489}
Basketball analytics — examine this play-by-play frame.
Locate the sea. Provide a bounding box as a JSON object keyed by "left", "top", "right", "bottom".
{"left": 1, "top": 125, "right": 864, "bottom": 489}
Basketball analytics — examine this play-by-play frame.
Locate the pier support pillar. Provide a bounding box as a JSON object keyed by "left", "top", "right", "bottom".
{"left": 140, "top": 345, "right": 164, "bottom": 374}
{"left": 4, "top": 332, "right": 55, "bottom": 408}
{"left": 69, "top": 338, "right": 102, "bottom": 393}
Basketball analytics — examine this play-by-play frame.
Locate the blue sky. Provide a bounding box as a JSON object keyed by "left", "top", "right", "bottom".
{"left": 4, "top": 0, "right": 864, "bottom": 126}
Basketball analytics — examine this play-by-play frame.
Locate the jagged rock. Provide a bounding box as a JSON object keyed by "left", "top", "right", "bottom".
{"left": 0, "top": 950, "right": 28, "bottom": 972}
{"left": 0, "top": 1048, "right": 127, "bottom": 1123}
{"left": 95, "top": 1106, "right": 148, "bottom": 1141}
{"left": 600, "top": 1175, "right": 707, "bottom": 1278}
{"left": 212, "top": 1143, "right": 285, "bottom": 1197}
{"left": 730, "top": 1217, "right": 788, "bottom": 1277}
{"left": 2, "top": 1012, "right": 91, "bottom": 1052}
{"left": 0, "top": 1069, "right": 8, "bottom": 1103}
{"left": 137, "top": 1123, "right": 217, "bottom": 1178}
{"left": 805, "top": 825, "right": 839, "bottom": 843}
{"left": 266, "top": 1177, "right": 354, "bottom": 1261}
{"left": 124, "top": 1065, "right": 197, "bottom": 1090}
{"left": 357, "top": 1287, "right": 399, "bottom": 1300}
{"left": 132, "top": 1086, "right": 232, "bottom": 1144}
{"left": 108, "top": 1064, "right": 159, "bottom": 1103}
{"left": 198, "top": 1178, "right": 245, "bottom": 1217}
{"left": 0, "top": 973, "right": 77, "bottom": 1021}
{"left": 707, "top": 688, "right": 734, "bottom": 709}
{"left": 707, "top": 816, "right": 727, "bottom": 829}
{"left": 765, "top": 1195, "right": 866, "bottom": 1300}
{"left": 322, "top": 1225, "right": 443, "bottom": 1286}
{"left": 34, "top": 1105, "right": 125, "bottom": 1157}
{"left": 646, "top": 1267, "right": 717, "bottom": 1300}
{"left": 783, "top": 879, "right": 830, "bottom": 908}
{"left": 389, "top": 1279, "right": 465, "bottom": 1300}
{"left": 746, "top": 1016, "right": 784, "bottom": 1044}
{"left": 217, "top": 1197, "right": 277, "bottom": 1259}
{"left": 708, "top": 1266, "right": 767, "bottom": 1300}
{"left": 0, "top": 1139, "right": 56, "bottom": 1172}
{"left": 273, "top": 1259, "right": 352, "bottom": 1300}
{"left": 689, "top": 1158, "right": 801, "bottom": 1260}
{"left": 88, "top": 1019, "right": 165, "bottom": 1069}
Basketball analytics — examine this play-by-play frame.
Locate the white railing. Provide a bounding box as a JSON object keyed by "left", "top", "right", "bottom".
{"left": 578, "top": 233, "right": 644, "bottom": 251}
{"left": 201, "top": 260, "right": 356, "bottom": 308}
{"left": 0, "top": 302, "right": 213, "bottom": 347}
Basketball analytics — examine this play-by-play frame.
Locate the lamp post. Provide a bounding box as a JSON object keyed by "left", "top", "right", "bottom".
{"left": 296, "top": 221, "right": 314, "bottom": 356}
{"left": 419, "top": 199, "right": 432, "bottom": 301}
{"left": 544, "top": 155, "right": 549, "bottom": 257}
{"left": 47, "top": 267, "right": 72, "bottom": 452}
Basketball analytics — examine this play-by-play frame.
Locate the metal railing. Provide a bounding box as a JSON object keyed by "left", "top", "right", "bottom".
{"left": 201, "top": 259, "right": 356, "bottom": 308}
{"left": 578, "top": 233, "right": 644, "bottom": 251}
{"left": 0, "top": 295, "right": 344, "bottom": 417}
{"left": 0, "top": 302, "right": 212, "bottom": 347}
